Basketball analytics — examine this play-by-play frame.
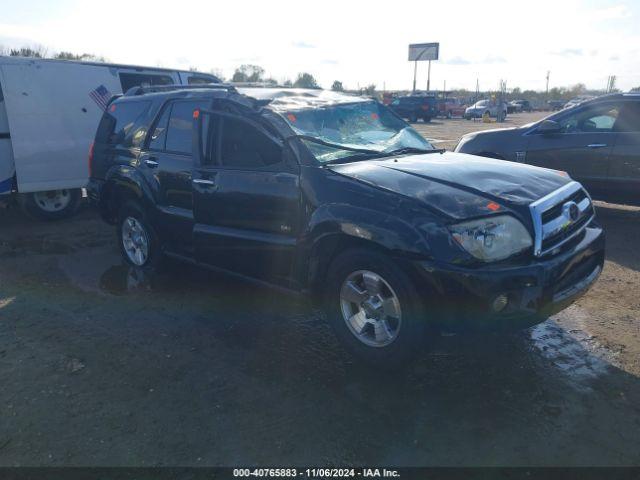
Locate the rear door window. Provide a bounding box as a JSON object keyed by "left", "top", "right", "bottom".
{"left": 614, "top": 102, "right": 640, "bottom": 132}
{"left": 97, "top": 101, "right": 151, "bottom": 146}
{"left": 119, "top": 73, "right": 174, "bottom": 92}
{"left": 188, "top": 76, "right": 214, "bottom": 85}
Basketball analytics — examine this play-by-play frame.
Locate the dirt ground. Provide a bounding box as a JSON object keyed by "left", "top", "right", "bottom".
{"left": 0, "top": 113, "right": 639, "bottom": 466}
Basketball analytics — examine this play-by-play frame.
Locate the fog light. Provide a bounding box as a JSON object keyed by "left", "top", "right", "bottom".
{"left": 492, "top": 294, "right": 509, "bottom": 312}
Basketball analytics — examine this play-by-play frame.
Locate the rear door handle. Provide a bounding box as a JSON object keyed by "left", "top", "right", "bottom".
{"left": 192, "top": 178, "right": 217, "bottom": 191}
{"left": 143, "top": 157, "right": 159, "bottom": 167}
{"left": 192, "top": 179, "right": 216, "bottom": 186}
{"left": 587, "top": 143, "right": 607, "bottom": 149}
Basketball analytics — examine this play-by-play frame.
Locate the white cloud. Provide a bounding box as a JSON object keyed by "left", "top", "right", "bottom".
{"left": 0, "top": 0, "right": 638, "bottom": 91}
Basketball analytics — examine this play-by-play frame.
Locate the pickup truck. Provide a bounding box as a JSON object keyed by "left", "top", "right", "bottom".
{"left": 437, "top": 98, "right": 466, "bottom": 118}
{"left": 89, "top": 85, "right": 605, "bottom": 367}
{"left": 388, "top": 95, "right": 437, "bottom": 123}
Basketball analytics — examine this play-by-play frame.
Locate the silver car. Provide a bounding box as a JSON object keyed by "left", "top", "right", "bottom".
{"left": 464, "top": 100, "right": 508, "bottom": 119}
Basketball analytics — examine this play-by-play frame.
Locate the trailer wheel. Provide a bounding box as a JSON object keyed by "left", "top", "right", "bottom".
{"left": 20, "top": 188, "right": 82, "bottom": 220}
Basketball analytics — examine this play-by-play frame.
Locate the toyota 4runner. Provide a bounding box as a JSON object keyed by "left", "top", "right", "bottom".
{"left": 89, "top": 85, "right": 605, "bottom": 367}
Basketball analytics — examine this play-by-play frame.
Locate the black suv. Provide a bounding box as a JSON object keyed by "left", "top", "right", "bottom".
{"left": 89, "top": 85, "right": 605, "bottom": 366}
{"left": 388, "top": 95, "right": 437, "bottom": 123}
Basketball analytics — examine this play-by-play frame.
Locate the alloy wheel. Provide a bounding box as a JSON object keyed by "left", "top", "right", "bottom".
{"left": 339, "top": 270, "right": 402, "bottom": 347}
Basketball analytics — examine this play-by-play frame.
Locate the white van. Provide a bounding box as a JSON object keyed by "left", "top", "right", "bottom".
{"left": 0, "top": 56, "right": 219, "bottom": 219}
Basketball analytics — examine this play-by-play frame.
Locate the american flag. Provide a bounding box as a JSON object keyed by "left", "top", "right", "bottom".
{"left": 89, "top": 85, "right": 112, "bottom": 111}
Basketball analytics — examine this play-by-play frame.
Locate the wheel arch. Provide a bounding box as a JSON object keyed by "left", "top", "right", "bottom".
{"left": 101, "top": 166, "right": 155, "bottom": 223}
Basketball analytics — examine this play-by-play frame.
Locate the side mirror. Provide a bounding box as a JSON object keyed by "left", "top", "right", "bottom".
{"left": 537, "top": 119, "right": 561, "bottom": 134}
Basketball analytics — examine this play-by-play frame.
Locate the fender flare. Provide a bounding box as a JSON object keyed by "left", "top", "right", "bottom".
{"left": 299, "top": 203, "right": 431, "bottom": 291}
{"left": 101, "top": 165, "right": 156, "bottom": 222}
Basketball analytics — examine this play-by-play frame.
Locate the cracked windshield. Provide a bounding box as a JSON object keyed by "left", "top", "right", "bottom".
{"left": 282, "top": 101, "right": 433, "bottom": 162}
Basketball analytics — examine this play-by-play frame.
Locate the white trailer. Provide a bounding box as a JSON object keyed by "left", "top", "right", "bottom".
{"left": 0, "top": 57, "right": 219, "bottom": 219}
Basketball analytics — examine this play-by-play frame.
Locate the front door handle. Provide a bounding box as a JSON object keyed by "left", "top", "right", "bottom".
{"left": 192, "top": 178, "right": 216, "bottom": 186}
{"left": 144, "top": 158, "right": 159, "bottom": 167}
{"left": 587, "top": 143, "right": 607, "bottom": 149}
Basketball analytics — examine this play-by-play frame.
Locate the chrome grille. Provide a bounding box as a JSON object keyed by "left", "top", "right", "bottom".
{"left": 529, "top": 181, "right": 595, "bottom": 257}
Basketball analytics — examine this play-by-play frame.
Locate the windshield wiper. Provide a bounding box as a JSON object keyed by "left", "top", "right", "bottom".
{"left": 284, "top": 135, "right": 444, "bottom": 165}
{"left": 384, "top": 146, "right": 444, "bottom": 155}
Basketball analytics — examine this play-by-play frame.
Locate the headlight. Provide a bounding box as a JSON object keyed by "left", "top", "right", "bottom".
{"left": 448, "top": 215, "right": 532, "bottom": 262}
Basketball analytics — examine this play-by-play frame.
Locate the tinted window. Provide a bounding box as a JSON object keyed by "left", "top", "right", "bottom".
{"left": 97, "top": 101, "right": 151, "bottom": 145}
{"left": 559, "top": 103, "right": 619, "bottom": 133}
{"left": 188, "top": 76, "right": 213, "bottom": 85}
{"left": 615, "top": 102, "right": 640, "bottom": 132}
{"left": 220, "top": 117, "right": 282, "bottom": 168}
{"left": 165, "top": 101, "right": 206, "bottom": 154}
{"left": 119, "top": 73, "right": 174, "bottom": 92}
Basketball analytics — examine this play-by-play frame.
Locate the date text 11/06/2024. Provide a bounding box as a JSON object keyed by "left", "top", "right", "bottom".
{"left": 233, "top": 468, "right": 401, "bottom": 477}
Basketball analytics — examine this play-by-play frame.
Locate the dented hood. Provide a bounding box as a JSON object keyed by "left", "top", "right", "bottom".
{"left": 329, "top": 151, "right": 571, "bottom": 220}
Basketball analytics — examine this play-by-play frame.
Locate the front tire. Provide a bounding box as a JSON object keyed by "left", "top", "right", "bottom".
{"left": 324, "top": 248, "right": 428, "bottom": 368}
{"left": 116, "top": 201, "right": 163, "bottom": 269}
{"left": 19, "top": 188, "right": 82, "bottom": 221}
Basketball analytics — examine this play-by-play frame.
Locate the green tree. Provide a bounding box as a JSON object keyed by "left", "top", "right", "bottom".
{"left": 363, "top": 84, "right": 376, "bottom": 96}
{"left": 631, "top": 86, "right": 640, "bottom": 92}
{"left": 232, "top": 64, "right": 265, "bottom": 83}
{"left": 331, "top": 80, "right": 344, "bottom": 92}
{"left": 283, "top": 79, "right": 293, "bottom": 87}
{"left": 293, "top": 72, "right": 319, "bottom": 89}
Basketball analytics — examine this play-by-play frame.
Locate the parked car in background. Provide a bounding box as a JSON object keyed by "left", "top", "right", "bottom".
{"left": 0, "top": 56, "right": 219, "bottom": 219}
{"left": 89, "top": 85, "right": 604, "bottom": 367}
{"left": 388, "top": 95, "right": 437, "bottom": 122}
{"left": 547, "top": 100, "right": 565, "bottom": 111}
{"left": 564, "top": 95, "right": 595, "bottom": 109}
{"left": 464, "top": 99, "right": 507, "bottom": 120}
{"left": 508, "top": 100, "right": 533, "bottom": 113}
{"left": 455, "top": 93, "right": 640, "bottom": 205}
{"left": 437, "top": 97, "right": 466, "bottom": 118}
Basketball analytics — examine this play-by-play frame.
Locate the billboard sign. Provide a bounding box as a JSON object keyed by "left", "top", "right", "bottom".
{"left": 408, "top": 43, "right": 439, "bottom": 62}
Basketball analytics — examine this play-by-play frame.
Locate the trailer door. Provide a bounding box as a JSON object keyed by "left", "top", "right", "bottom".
{"left": 0, "top": 76, "right": 15, "bottom": 194}
{"left": 0, "top": 59, "right": 124, "bottom": 193}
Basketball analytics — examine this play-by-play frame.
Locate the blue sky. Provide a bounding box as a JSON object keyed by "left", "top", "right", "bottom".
{"left": 1, "top": 0, "right": 639, "bottom": 91}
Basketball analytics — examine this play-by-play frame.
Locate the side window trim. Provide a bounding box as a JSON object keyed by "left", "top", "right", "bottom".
{"left": 145, "top": 100, "right": 174, "bottom": 152}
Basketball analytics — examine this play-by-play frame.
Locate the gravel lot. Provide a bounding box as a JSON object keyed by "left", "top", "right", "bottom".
{"left": 0, "top": 113, "right": 639, "bottom": 466}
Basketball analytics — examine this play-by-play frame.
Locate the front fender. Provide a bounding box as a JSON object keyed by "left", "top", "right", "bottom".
{"left": 299, "top": 203, "right": 437, "bottom": 292}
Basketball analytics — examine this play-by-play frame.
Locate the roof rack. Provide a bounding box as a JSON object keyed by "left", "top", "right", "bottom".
{"left": 123, "top": 83, "right": 237, "bottom": 97}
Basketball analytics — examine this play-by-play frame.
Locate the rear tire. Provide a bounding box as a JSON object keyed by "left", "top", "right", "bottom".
{"left": 409, "top": 113, "right": 418, "bottom": 123}
{"left": 324, "top": 248, "right": 428, "bottom": 369}
{"left": 19, "top": 188, "right": 82, "bottom": 221}
{"left": 116, "top": 201, "right": 163, "bottom": 270}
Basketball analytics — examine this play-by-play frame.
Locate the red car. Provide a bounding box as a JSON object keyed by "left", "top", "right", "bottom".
{"left": 437, "top": 98, "right": 466, "bottom": 118}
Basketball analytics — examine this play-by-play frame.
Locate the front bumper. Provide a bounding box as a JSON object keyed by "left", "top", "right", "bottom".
{"left": 415, "top": 223, "right": 605, "bottom": 332}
